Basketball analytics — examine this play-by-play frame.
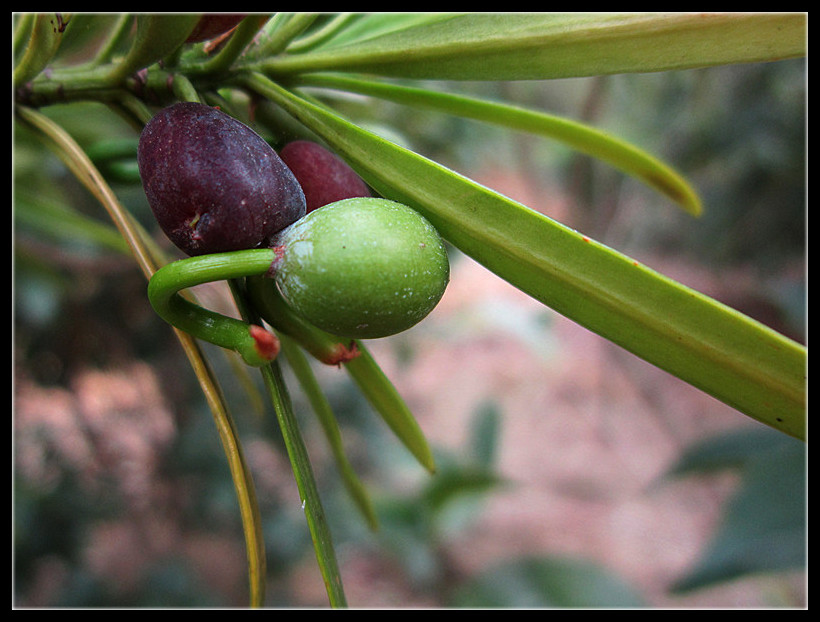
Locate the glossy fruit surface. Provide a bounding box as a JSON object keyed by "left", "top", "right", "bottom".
{"left": 270, "top": 197, "right": 449, "bottom": 339}
{"left": 138, "top": 102, "right": 305, "bottom": 256}
{"left": 279, "top": 140, "right": 371, "bottom": 213}
{"left": 185, "top": 14, "right": 246, "bottom": 42}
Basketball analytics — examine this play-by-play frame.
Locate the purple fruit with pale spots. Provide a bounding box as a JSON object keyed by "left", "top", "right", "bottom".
{"left": 138, "top": 102, "right": 305, "bottom": 256}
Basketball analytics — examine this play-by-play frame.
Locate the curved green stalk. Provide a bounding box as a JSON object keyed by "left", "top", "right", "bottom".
{"left": 293, "top": 72, "right": 701, "bottom": 215}
{"left": 242, "top": 73, "right": 806, "bottom": 440}
{"left": 147, "top": 250, "right": 280, "bottom": 367}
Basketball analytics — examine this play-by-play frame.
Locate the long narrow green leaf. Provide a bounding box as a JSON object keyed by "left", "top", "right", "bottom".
{"left": 258, "top": 13, "right": 806, "bottom": 81}
{"left": 259, "top": 360, "right": 347, "bottom": 608}
{"left": 344, "top": 344, "right": 437, "bottom": 473}
{"left": 243, "top": 74, "right": 806, "bottom": 440}
{"left": 294, "top": 73, "right": 702, "bottom": 215}
{"left": 279, "top": 334, "right": 380, "bottom": 531}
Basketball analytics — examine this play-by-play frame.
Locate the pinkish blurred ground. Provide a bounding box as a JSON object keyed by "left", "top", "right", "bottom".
{"left": 338, "top": 250, "right": 805, "bottom": 608}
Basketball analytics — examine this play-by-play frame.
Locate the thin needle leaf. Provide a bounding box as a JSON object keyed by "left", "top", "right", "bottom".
{"left": 279, "top": 334, "right": 380, "bottom": 531}
{"left": 231, "top": 280, "right": 347, "bottom": 608}
{"left": 295, "top": 73, "right": 702, "bottom": 214}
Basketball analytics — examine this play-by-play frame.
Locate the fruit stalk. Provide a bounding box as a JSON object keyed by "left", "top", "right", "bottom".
{"left": 147, "top": 249, "right": 280, "bottom": 366}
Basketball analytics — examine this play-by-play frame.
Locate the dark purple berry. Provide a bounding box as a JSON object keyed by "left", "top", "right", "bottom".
{"left": 138, "top": 102, "right": 305, "bottom": 256}
{"left": 279, "top": 140, "right": 371, "bottom": 213}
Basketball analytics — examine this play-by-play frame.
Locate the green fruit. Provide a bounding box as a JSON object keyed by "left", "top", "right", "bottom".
{"left": 269, "top": 197, "right": 449, "bottom": 339}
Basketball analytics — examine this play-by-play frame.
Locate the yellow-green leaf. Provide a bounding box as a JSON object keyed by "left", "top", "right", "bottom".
{"left": 261, "top": 13, "right": 806, "bottom": 81}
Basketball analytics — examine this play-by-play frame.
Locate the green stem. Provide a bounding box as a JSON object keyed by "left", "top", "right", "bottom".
{"left": 146, "top": 250, "right": 280, "bottom": 366}
{"left": 230, "top": 279, "right": 348, "bottom": 608}
{"left": 248, "top": 13, "right": 320, "bottom": 58}
{"left": 279, "top": 334, "right": 379, "bottom": 531}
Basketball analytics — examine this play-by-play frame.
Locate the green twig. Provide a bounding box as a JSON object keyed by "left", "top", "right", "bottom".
{"left": 230, "top": 280, "right": 348, "bottom": 609}
{"left": 279, "top": 334, "right": 379, "bottom": 531}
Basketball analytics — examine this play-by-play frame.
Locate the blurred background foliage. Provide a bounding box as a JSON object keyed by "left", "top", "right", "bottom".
{"left": 14, "top": 45, "right": 805, "bottom": 608}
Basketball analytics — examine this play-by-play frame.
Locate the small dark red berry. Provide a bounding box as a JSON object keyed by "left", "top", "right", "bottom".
{"left": 279, "top": 140, "right": 371, "bottom": 213}
{"left": 185, "top": 15, "right": 246, "bottom": 43}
